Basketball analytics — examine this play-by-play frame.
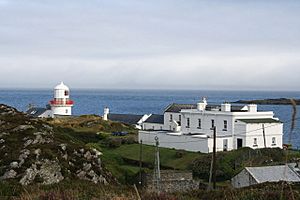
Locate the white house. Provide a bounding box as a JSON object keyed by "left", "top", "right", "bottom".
{"left": 102, "top": 107, "right": 150, "bottom": 129}
{"left": 232, "top": 165, "right": 300, "bottom": 188}
{"left": 26, "top": 82, "right": 74, "bottom": 118}
{"left": 139, "top": 98, "right": 283, "bottom": 153}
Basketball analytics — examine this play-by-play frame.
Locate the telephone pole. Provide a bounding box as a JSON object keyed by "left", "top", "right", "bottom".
{"left": 212, "top": 126, "right": 217, "bottom": 190}
{"left": 262, "top": 124, "right": 266, "bottom": 148}
{"left": 139, "top": 139, "right": 143, "bottom": 186}
{"left": 153, "top": 136, "right": 161, "bottom": 193}
{"left": 208, "top": 126, "right": 217, "bottom": 190}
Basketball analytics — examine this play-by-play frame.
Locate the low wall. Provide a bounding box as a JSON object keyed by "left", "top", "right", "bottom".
{"left": 139, "top": 131, "right": 209, "bottom": 153}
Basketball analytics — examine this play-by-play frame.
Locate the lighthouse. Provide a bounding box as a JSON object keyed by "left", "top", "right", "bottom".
{"left": 49, "top": 82, "right": 74, "bottom": 117}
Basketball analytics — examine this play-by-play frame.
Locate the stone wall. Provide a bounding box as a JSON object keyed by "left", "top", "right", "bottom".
{"left": 143, "top": 170, "right": 199, "bottom": 193}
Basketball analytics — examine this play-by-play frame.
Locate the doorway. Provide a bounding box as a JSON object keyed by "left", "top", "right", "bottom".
{"left": 237, "top": 138, "right": 243, "bottom": 149}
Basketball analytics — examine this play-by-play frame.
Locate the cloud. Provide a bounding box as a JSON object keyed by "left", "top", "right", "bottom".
{"left": 0, "top": 0, "right": 300, "bottom": 90}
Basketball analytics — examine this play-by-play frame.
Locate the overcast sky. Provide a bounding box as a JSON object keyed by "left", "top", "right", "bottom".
{"left": 0, "top": 0, "right": 299, "bottom": 90}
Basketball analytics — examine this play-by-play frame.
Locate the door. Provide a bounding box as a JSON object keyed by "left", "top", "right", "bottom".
{"left": 237, "top": 138, "right": 243, "bottom": 149}
{"left": 223, "top": 139, "right": 228, "bottom": 151}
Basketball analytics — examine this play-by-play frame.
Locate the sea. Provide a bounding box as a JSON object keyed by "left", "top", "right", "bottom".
{"left": 0, "top": 89, "right": 299, "bottom": 148}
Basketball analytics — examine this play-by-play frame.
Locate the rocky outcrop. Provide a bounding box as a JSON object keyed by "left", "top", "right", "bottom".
{"left": 0, "top": 104, "right": 114, "bottom": 186}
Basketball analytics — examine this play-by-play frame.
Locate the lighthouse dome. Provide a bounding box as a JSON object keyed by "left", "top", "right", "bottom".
{"left": 54, "top": 82, "right": 69, "bottom": 91}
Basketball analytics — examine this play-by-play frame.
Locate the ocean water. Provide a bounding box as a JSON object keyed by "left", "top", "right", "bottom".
{"left": 0, "top": 89, "right": 299, "bottom": 147}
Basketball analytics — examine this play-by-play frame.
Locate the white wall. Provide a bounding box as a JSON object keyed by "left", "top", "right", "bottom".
{"left": 143, "top": 123, "right": 164, "bottom": 131}
{"left": 231, "top": 169, "right": 257, "bottom": 188}
{"left": 164, "top": 112, "right": 181, "bottom": 131}
{"left": 181, "top": 111, "right": 233, "bottom": 137}
{"left": 139, "top": 131, "right": 233, "bottom": 153}
{"left": 139, "top": 131, "right": 210, "bottom": 153}
{"left": 51, "top": 106, "right": 72, "bottom": 116}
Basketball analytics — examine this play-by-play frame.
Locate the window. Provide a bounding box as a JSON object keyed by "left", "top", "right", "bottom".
{"left": 186, "top": 118, "right": 190, "bottom": 128}
{"left": 160, "top": 126, "right": 162, "bottom": 130}
{"left": 223, "top": 120, "right": 228, "bottom": 131}
{"left": 179, "top": 115, "right": 181, "bottom": 122}
{"left": 211, "top": 119, "right": 215, "bottom": 128}
{"left": 170, "top": 114, "right": 173, "bottom": 122}
{"left": 253, "top": 138, "right": 258, "bottom": 147}
{"left": 65, "top": 109, "right": 68, "bottom": 114}
{"left": 152, "top": 126, "right": 155, "bottom": 130}
{"left": 64, "top": 90, "right": 69, "bottom": 96}
{"left": 198, "top": 119, "right": 202, "bottom": 129}
{"left": 272, "top": 137, "right": 276, "bottom": 146}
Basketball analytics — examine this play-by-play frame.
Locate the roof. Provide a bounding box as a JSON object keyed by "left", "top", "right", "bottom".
{"left": 144, "top": 114, "right": 164, "bottom": 124}
{"left": 238, "top": 118, "right": 282, "bottom": 124}
{"left": 26, "top": 107, "right": 48, "bottom": 117}
{"left": 165, "top": 103, "right": 197, "bottom": 113}
{"left": 108, "top": 113, "right": 144, "bottom": 125}
{"left": 246, "top": 166, "right": 300, "bottom": 183}
{"left": 54, "top": 82, "right": 69, "bottom": 90}
{"left": 165, "top": 103, "right": 248, "bottom": 113}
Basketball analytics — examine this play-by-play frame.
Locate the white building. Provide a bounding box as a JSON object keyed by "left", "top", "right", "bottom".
{"left": 139, "top": 98, "right": 283, "bottom": 153}
{"left": 26, "top": 82, "right": 74, "bottom": 118}
{"left": 232, "top": 165, "right": 300, "bottom": 188}
{"left": 102, "top": 107, "right": 150, "bottom": 129}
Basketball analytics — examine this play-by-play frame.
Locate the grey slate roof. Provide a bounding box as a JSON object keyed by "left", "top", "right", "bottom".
{"left": 108, "top": 113, "right": 144, "bottom": 125}
{"left": 246, "top": 166, "right": 300, "bottom": 183}
{"left": 164, "top": 104, "right": 197, "bottom": 113}
{"left": 144, "top": 114, "right": 164, "bottom": 124}
{"left": 26, "top": 107, "right": 47, "bottom": 117}
{"left": 165, "top": 103, "right": 247, "bottom": 113}
{"left": 238, "top": 118, "right": 282, "bottom": 124}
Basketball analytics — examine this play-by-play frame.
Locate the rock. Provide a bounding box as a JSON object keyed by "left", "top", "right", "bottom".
{"left": 34, "top": 149, "right": 41, "bottom": 159}
{"left": 79, "top": 148, "right": 85, "bottom": 154}
{"left": 39, "top": 160, "right": 64, "bottom": 185}
{"left": 24, "top": 139, "right": 33, "bottom": 147}
{"left": 10, "top": 161, "right": 19, "bottom": 169}
{"left": 32, "top": 135, "right": 45, "bottom": 144}
{"left": 92, "top": 148, "right": 103, "bottom": 157}
{"left": 1, "top": 169, "right": 17, "bottom": 180}
{"left": 84, "top": 151, "right": 92, "bottom": 160}
{"left": 59, "top": 144, "right": 67, "bottom": 151}
{"left": 83, "top": 163, "right": 92, "bottom": 172}
{"left": 12, "top": 125, "right": 34, "bottom": 132}
{"left": 0, "top": 139, "right": 5, "bottom": 144}
{"left": 20, "top": 164, "right": 38, "bottom": 185}
{"left": 62, "top": 154, "right": 68, "bottom": 160}
{"left": 77, "top": 171, "right": 87, "bottom": 179}
{"left": 0, "top": 132, "right": 9, "bottom": 138}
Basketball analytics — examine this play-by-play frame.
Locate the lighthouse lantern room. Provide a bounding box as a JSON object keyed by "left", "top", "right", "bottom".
{"left": 49, "top": 82, "right": 74, "bottom": 117}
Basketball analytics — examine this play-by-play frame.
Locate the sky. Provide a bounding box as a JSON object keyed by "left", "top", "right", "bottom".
{"left": 0, "top": 0, "right": 300, "bottom": 90}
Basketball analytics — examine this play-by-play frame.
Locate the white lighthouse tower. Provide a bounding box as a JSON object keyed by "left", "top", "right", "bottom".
{"left": 49, "top": 82, "right": 74, "bottom": 117}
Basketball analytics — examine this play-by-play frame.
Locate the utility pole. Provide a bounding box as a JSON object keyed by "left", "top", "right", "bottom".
{"left": 262, "top": 124, "right": 266, "bottom": 148}
{"left": 153, "top": 136, "right": 161, "bottom": 194}
{"left": 139, "top": 140, "right": 143, "bottom": 186}
{"left": 212, "top": 126, "right": 217, "bottom": 190}
{"left": 208, "top": 126, "right": 217, "bottom": 190}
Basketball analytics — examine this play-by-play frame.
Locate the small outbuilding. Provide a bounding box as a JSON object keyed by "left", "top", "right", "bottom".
{"left": 231, "top": 165, "right": 300, "bottom": 188}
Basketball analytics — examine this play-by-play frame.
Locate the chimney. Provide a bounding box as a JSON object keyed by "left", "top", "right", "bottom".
{"left": 248, "top": 104, "right": 257, "bottom": 113}
{"left": 103, "top": 107, "right": 109, "bottom": 121}
{"left": 221, "top": 102, "right": 231, "bottom": 112}
{"left": 197, "top": 97, "right": 207, "bottom": 111}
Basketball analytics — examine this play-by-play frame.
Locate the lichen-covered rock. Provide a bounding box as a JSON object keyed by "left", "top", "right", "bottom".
{"left": 10, "top": 161, "right": 19, "bottom": 169}
{"left": 1, "top": 169, "right": 17, "bottom": 180}
{"left": 0, "top": 104, "right": 115, "bottom": 186}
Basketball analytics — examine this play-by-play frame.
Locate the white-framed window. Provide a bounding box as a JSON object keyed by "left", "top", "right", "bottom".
{"left": 211, "top": 119, "right": 215, "bottom": 128}
{"left": 198, "top": 119, "right": 202, "bottom": 129}
{"left": 170, "top": 114, "right": 173, "bottom": 122}
{"left": 272, "top": 137, "right": 276, "bottom": 146}
{"left": 253, "top": 138, "right": 258, "bottom": 147}
{"left": 186, "top": 118, "right": 190, "bottom": 128}
{"left": 223, "top": 120, "right": 228, "bottom": 131}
